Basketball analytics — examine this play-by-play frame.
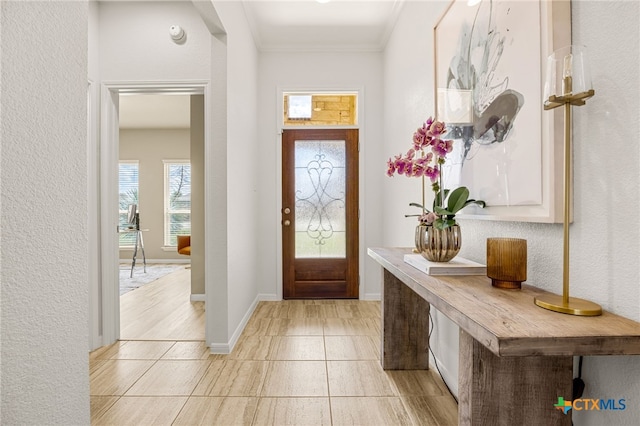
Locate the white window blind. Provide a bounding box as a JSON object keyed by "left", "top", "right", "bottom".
{"left": 119, "top": 161, "right": 139, "bottom": 247}
{"left": 164, "top": 162, "right": 191, "bottom": 246}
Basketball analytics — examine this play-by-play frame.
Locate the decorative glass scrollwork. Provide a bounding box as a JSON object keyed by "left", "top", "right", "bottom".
{"left": 294, "top": 141, "right": 346, "bottom": 258}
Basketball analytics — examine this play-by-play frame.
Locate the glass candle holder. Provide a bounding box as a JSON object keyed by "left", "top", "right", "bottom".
{"left": 486, "top": 238, "right": 527, "bottom": 289}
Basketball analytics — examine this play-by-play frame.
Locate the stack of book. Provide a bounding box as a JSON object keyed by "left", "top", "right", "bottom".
{"left": 403, "top": 254, "right": 486, "bottom": 276}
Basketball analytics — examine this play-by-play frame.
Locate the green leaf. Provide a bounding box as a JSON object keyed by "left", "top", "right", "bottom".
{"left": 434, "top": 206, "right": 452, "bottom": 215}
{"left": 464, "top": 199, "right": 486, "bottom": 209}
{"left": 433, "top": 189, "right": 449, "bottom": 211}
{"left": 446, "top": 187, "right": 469, "bottom": 215}
{"left": 409, "top": 202, "right": 431, "bottom": 214}
{"left": 433, "top": 218, "right": 457, "bottom": 230}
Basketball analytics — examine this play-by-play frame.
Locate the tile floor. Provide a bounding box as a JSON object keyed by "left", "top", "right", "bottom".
{"left": 90, "top": 300, "right": 458, "bottom": 425}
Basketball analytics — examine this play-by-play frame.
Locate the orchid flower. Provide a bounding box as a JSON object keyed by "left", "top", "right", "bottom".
{"left": 386, "top": 116, "right": 485, "bottom": 229}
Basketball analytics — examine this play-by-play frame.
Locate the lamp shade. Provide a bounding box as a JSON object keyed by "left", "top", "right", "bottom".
{"left": 437, "top": 88, "right": 473, "bottom": 124}
{"left": 543, "top": 45, "right": 593, "bottom": 104}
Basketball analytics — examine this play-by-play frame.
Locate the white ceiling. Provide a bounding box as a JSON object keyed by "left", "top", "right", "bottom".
{"left": 242, "top": 0, "right": 405, "bottom": 51}
{"left": 119, "top": 1, "right": 407, "bottom": 129}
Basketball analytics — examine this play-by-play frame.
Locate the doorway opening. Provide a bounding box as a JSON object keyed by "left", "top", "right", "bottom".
{"left": 117, "top": 93, "right": 203, "bottom": 340}
{"left": 100, "top": 84, "right": 207, "bottom": 345}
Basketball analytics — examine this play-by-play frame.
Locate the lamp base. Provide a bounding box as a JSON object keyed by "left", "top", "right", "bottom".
{"left": 534, "top": 294, "right": 602, "bottom": 316}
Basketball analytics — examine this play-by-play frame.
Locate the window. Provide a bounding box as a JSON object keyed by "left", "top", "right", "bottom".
{"left": 164, "top": 161, "right": 191, "bottom": 246}
{"left": 119, "top": 161, "right": 139, "bottom": 247}
{"left": 283, "top": 92, "right": 358, "bottom": 126}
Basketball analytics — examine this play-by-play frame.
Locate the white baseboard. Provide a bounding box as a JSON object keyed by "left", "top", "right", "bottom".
{"left": 208, "top": 294, "right": 282, "bottom": 355}
{"left": 258, "top": 293, "right": 279, "bottom": 302}
{"left": 429, "top": 350, "right": 458, "bottom": 399}
{"left": 362, "top": 293, "right": 381, "bottom": 301}
{"left": 209, "top": 343, "right": 230, "bottom": 354}
{"left": 190, "top": 294, "right": 205, "bottom": 302}
{"left": 228, "top": 295, "right": 261, "bottom": 352}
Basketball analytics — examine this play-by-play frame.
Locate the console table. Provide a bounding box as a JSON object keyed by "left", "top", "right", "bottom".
{"left": 368, "top": 247, "right": 640, "bottom": 426}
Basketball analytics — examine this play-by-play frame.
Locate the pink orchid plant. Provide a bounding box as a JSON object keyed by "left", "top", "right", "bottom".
{"left": 387, "top": 117, "right": 485, "bottom": 230}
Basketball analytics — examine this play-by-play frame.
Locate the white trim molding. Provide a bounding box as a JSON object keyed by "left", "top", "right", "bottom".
{"left": 208, "top": 294, "right": 276, "bottom": 354}
{"left": 190, "top": 294, "right": 205, "bottom": 302}
{"left": 99, "top": 80, "right": 211, "bottom": 349}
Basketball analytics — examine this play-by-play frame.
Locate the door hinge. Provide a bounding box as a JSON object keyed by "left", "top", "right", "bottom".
{"left": 358, "top": 142, "right": 360, "bottom": 152}
{"left": 358, "top": 209, "right": 360, "bottom": 220}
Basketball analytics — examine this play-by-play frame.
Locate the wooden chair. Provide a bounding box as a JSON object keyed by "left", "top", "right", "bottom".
{"left": 177, "top": 236, "right": 191, "bottom": 269}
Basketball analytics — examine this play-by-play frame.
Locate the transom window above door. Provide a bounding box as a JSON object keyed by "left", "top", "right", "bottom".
{"left": 283, "top": 92, "right": 358, "bottom": 126}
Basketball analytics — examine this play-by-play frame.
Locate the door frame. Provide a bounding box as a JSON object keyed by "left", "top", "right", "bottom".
{"left": 275, "top": 87, "right": 364, "bottom": 300}
{"left": 99, "top": 81, "right": 210, "bottom": 346}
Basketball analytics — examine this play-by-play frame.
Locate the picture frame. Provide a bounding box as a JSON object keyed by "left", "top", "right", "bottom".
{"left": 433, "top": 0, "right": 571, "bottom": 223}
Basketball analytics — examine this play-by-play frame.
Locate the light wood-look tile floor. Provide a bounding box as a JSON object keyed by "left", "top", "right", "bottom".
{"left": 120, "top": 266, "right": 204, "bottom": 341}
{"left": 93, "top": 293, "right": 458, "bottom": 425}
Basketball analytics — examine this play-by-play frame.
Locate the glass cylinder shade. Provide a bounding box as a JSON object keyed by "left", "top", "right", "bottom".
{"left": 543, "top": 45, "right": 593, "bottom": 103}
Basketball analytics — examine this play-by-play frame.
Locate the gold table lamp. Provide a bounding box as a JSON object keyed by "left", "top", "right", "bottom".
{"left": 534, "top": 45, "right": 602, "bottom": 316}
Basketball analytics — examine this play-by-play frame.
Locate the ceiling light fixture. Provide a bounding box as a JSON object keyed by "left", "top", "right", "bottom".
{"left": 468, "top": 0, "right": 481, "bottom": 6}
{"left": 316, "top": 0, "right": 331, "bottom": 4}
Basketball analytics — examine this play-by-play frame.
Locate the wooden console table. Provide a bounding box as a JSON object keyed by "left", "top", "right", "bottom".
{"left": 368, "top": 247, "right": 640, "bottom": 426}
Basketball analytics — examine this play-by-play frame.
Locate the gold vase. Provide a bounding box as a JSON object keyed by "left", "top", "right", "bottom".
{"left": 415, "top": 224, "right": 461, "bottom": 262}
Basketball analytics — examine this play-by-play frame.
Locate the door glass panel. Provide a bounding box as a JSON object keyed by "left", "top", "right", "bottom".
{"left": 294, "top": 140, "right": 346, "bottom": 258}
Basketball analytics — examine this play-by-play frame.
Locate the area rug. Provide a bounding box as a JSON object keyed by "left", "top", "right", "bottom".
{"left": 119, "top": 264, "right": 184, "bottom": 295}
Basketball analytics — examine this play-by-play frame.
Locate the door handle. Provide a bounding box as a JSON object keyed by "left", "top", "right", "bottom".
{"left": 283, "top": 220, "right": 291, "bottom": 226}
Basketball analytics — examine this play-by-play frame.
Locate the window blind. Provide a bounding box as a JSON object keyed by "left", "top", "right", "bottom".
{"left": 119, "top": 162, "right": 139, "bottom": 247}
{"left": 164, "top": 162, "right": 191, "bottom": 246}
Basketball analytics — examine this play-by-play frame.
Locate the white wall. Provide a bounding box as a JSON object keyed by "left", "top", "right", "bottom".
{"left": 119, "top": 128, "right": 191, "bottom": 261}
{"left": 569, "top": 1, "right": 639, "bottom": 424}
{"left": 0, "top": 1, "right": 90, "bottom": 424}
{"left": 256, "top": 51, "right": 385, "bottom": 300}
{"left": 211, "top": 1, "right": 261, "bottom": 345}
{"left": 383, "top": 1, "right": 640, "bottom": 424}
{"left": 99, "top": 1, "right": 212, "bottom": 82}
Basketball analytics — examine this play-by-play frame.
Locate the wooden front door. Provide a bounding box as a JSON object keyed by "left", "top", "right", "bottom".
{"left": 282, "top": 129, "right": 359, "bottom": 299}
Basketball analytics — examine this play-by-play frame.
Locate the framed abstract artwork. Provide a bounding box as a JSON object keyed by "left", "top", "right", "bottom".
{"left": 434, "top": 0, "right": 571, "bottom": 223}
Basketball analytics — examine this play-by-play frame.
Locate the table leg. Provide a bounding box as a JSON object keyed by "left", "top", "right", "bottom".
{"left": 458, "top": 330, "right": 572, "bottom": 425}
{"left": 138, "top": 230, "right": 146, "bottom": 273}
{"left": 381, "top": 269, "right": 430, "bottom": 370}
{"left": 130, "top": 231, "right": 139, "bottom": 278}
